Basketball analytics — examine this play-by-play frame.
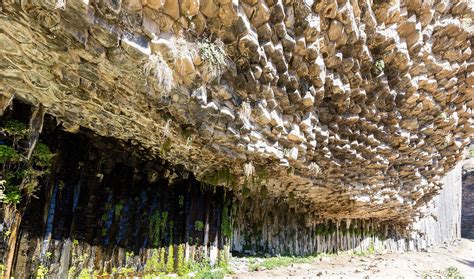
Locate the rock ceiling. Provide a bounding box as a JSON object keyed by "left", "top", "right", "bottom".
{"left": 0, "top": 0, "right": 473, "bottom": 227}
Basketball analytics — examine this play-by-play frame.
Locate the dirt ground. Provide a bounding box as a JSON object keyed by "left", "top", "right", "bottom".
{"left": 231, "top": 238, "right": 474, "bottom": 278}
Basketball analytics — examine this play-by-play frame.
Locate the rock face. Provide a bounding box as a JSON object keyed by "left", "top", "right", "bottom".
{"left": 0, "top": 112, "right": 232, "bottom": 277}
{"left": 232, "top": 162, "right": 463, "bottom": 255}
{"left": 0, "top": 0, "right": 473, "bottom": 244}
{"left": 462, "top": 156, "right": 474, "bottom": 239}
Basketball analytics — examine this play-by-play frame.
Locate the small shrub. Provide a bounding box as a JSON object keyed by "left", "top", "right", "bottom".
{"left": 3, "top": 188, "right": 21, "bottom": 205}
{"left": 372, "top": 58, "right": 385, "bottom": 76}
{"left": 36, "top": 264, "right": 48, "bottom": 278}
{"left": 31, "top": 143, "right": 54, "bottom": 169}
{"left": 166, "top": 245, "right": 174, "bottom": 273}
{"left": 114, "top": 202, "right": 124, "bottom": 217}
{"left": 0, "top": 145, "right": 20, "bottom": 164}
{"left": 1, "top": 120, "right": 29, "bottom": 140}
{"left": 220, "top": 205, "right": 232, "bottom": 239}
{"left": 177, "top": 244, "right": 187, "bottom": 275}
{"left": 194, "top": 220, "right": 204, "bottom": 231}
{"left": 0, "top": 263, "right": 5, "bottom": 277}
{"left": 197, "top": 38, "right": 229, "bottom": 83}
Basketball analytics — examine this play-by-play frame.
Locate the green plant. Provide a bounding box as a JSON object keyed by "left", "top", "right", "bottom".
{"left": 197, "top": 38, "right": 229, "bottom": 83}
{"left": 150, "top": 211, "right": 162, "bottom": 247}
{"left": 144, "top": 249, "right": 164, "bottom": 275}
{"left": 445, "top": 266, "right": 464, "bottom": 279}
{"left": 249, "top": 256, "right": 317, "bottom": 271}
{"left": 195, "top": 268, "right": 227, "bottom": 279}
{"left": 3, "top": 187, "right": 21, "bottom": 204}
{"left": 58, "top": 180, "right": 65, "bottom": 190}
{"left": 221, "top": 203, "right": 232, "bottom": 239}
{"left": 78, "top": 268, "right": 91, "bottom": 279}
{"left": 194, "top": 220, "right": 204, "bottom": 232}
{"left": 177, "top": 244, "right": 187, "bottom": 275}
{"left": 0, "top": 134, "right": 54, "bottom": 206}
{"left": 218, "top": 247, "right": 229, "bottom": 270}
{"left": 0, "top": 145, "right": 20, "bottom": 164}
{"left": 31, "top": 143, "right": 54, "bottom": 169}
{"left": 0, "top": 264, "right": 5, "bottom": 277}
{"left": 166, "top": 245, "right": 174, "bottom": 273}
{"left": 115, "top": 201, "right": 124, "bottom": 217}
{"left": 367, "top": 239, "right": 375, "bottom": 254}
{"left": 1, "top": 120, "right": 29, "bottom": 140}
{"left": 36, "top": 264, "right": 48, "bottom": 278}
{"left": 125, "top": 251, "right": 134, "bottom": 265}
{"left": 373, "top": 58, "right": 385, "bottom": 76}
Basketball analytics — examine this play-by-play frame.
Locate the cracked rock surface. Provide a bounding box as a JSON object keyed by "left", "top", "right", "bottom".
{"left": 0, "top": 0, "right": 473, "bottom": 228}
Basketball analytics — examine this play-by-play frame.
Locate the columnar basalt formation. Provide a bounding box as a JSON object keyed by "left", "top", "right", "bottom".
{"left": 0, "top": 106, "right": 232, "bottom": 277}
{"left": 0, "top": 0, "right": 473, "bottom": 266}
{"left": 462, "top": 155, "right": 474, "bottom": 239}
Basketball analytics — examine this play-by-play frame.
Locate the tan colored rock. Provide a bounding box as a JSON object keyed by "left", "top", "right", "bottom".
{"left": 181, "top": 0, "right": 200, "bottom": 16}
{"left": 143, "top": 0, "right": 165, "bottom": 11}
{"left": 162, "top": 0, "right": 180, "bottom": 19}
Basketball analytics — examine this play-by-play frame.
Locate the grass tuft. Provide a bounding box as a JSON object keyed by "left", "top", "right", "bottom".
{"left": 144, "top": 53, "right": 175, "bottom": 96}
{"left": 197, "top": 38, "right": 229, "bottom": 83}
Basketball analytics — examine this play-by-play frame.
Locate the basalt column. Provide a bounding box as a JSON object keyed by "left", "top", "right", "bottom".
{"left": 462, "top": 156, "right": 474, "bottom": 239}
{"left": 0, "top": 104, "right": 232, "bottom": 278}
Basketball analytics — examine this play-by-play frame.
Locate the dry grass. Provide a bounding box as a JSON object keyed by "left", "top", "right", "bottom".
{"left": 244, "top": 162, "right": 255, "bottom": 178}
{"left": 161, "top": 119, "right": 172, "bottom": 138}
{"left": 55, "top": 0, "right": 66, "bottom": 10}
{"left": 144, "top": 53, "right": 175, "bottom": 95}
{"left": 308, "top": 162, "right": 321, "bottom": 174}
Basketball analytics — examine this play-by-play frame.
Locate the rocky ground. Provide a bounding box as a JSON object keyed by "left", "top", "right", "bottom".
{"left": 229, "top": 238, "right": 474, "bottom": 278}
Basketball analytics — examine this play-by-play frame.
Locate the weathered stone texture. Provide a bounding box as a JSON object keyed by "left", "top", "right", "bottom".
{"left": 462, "top": 157, "right": 474, "bottom": 239}
{"left": 0, "top": 0, "right": 473, "bottom": 228}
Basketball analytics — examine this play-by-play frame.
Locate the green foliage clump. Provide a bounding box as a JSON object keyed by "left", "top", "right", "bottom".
{"left": 166, "top": 245, "right": 174, "bottom": 274}
{"left": 0, "top": 264, "right": 5, "bottom": 278}
{"left": 1, "top": 120, "right": 29, "bottom": 140}
{"left": 144, "top": 249, "right": 161, "bottom": 275}
{"left": 372, "top": 58, "right": 385, "bottom": 76}
{"left": 445, "top": 266, "right": 464, "bottom": 279}
{"left": 0, "top": 145, "right": 20, "bottom": 164}
{"left": 3, "top": 189, "right": 21, "bottom": 205}
{"left": 77, "top": 268, "right": 91, "bottom": 279}
{"left": 218, "top": 247, "right": 229, "bottom": 270}
{"left": 176, "top": 244, "right": 187, "bottom": 275}
{"left": 31, "top": 143, "right": 54, "bottom": 170}
{"left": 36, "top": 264, "right": 48, "bottom": 278}
{"left": 195, "top": 268, "right": 227, "bottom": 279}
{"left": 197, "top": 38, "right": 229, "bottom": 83}
{"left": 249, "top": 256, "right": 316, "bottom": 271}
{"left": 221, "top": 203, "right": 232, "bottom": 239}
{"left": 194, "top": 220, "right": 204, "bottom": 232}
{"left": 0, "top": 120, "right": 55, "bottom": 206}
{"left": 115, "top": 201, "right": 124, "bottom": 217}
